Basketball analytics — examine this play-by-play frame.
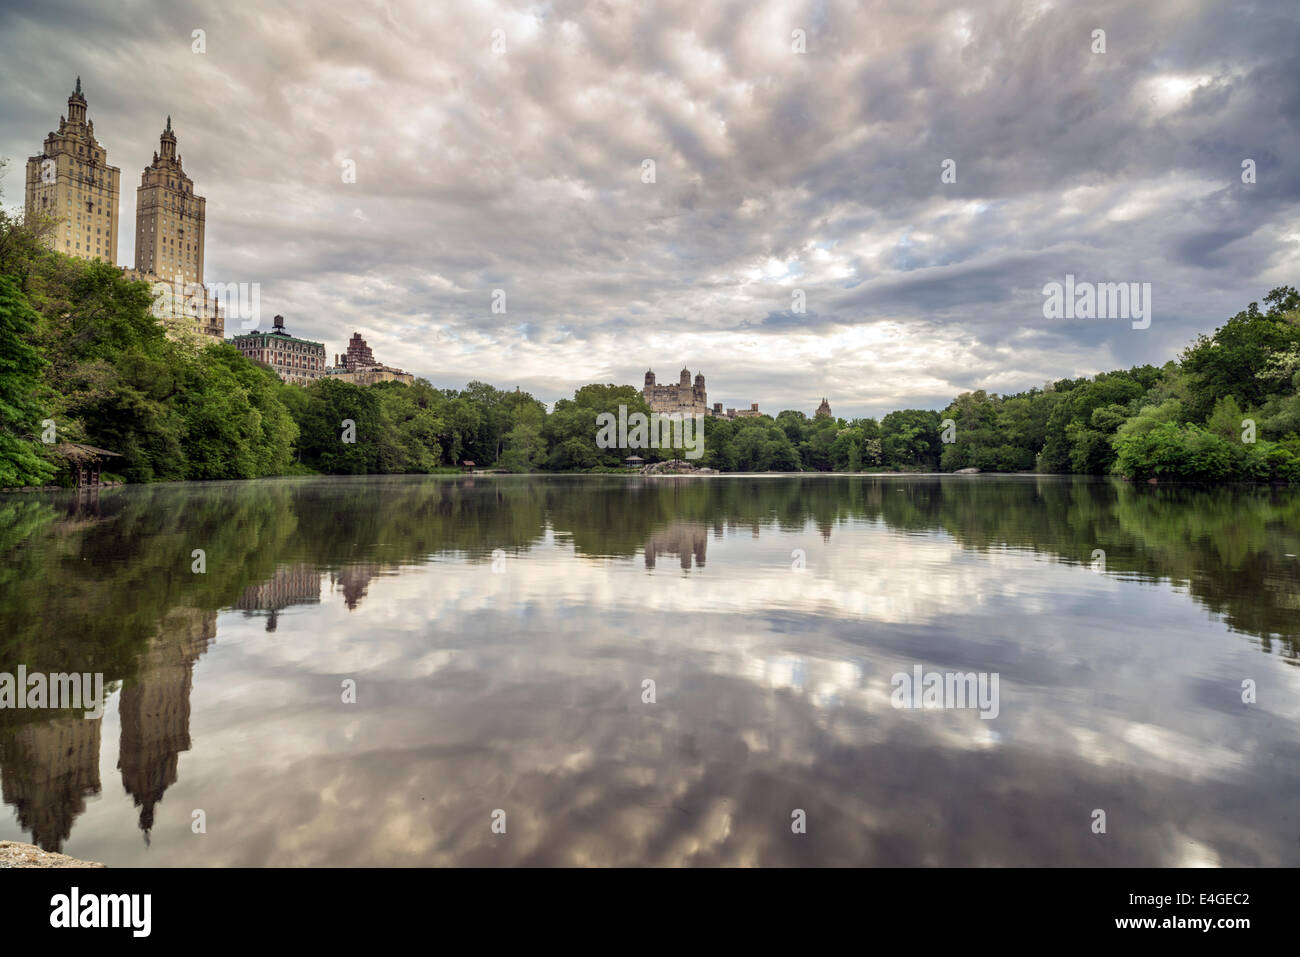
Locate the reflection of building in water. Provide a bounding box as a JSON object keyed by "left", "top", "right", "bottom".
{"left": 0, "top": 715, "right": 102, "bottom": 853}
{"left": 234, "top": 563, "right": 321, "bottom": 632}
{"left": 117, "top": 607, "right": 214, "bottom": 842}
{"left": 234, "top": 562, "right": 390, "bottom": 619}
{"left": 331, "top": 563, "right": 382, "bottom": 610}
{"left": 644, "top": 523, "right": 709, "bottom": 570}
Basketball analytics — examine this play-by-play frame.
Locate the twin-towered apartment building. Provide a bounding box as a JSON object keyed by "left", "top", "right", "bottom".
{"left": 24, "top": 78, "right": 221, "bottom": 335}
{"left": 23, "top": 78, "right": 410, "bottom": 387}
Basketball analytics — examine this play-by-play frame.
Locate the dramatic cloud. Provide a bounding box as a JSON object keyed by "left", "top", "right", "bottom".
{"left": 1, "top": 0, "right": 1297, "bottom": 417}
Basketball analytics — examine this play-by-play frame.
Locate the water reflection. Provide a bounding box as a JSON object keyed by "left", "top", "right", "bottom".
{"left": 234, "top": 564, "right": 319, "bottom": 632}
{"left": 117, "top": 610, "right": 212, "bottom": 842}
{"left": 645, "top": 523, "right": 709, "bottom": 570}
{"left": 0, "top": 713, "right": 101, "bottom": 853}
{"left": 0, "top": 474, "right": 1297, "bottom": 865}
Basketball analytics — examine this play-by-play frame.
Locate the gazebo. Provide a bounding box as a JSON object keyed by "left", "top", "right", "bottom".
{"left": 624, "top": 456, "right": 645, "bottom": 467}
{"left": 52, "top": 443, "right": 122, "bottom": 487}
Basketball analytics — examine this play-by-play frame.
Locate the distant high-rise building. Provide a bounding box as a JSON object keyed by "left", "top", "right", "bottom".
{"left": 341, "top": 332, "right": 377, "bottom": 371}
{"left": 133, "top": 116, "right": 206, "bottom": 288}
{"left": 124, "top": 118, "right": 221, "bottom": 341}
{"left": 24, "top": 77, "right": 121, "bottom": 265}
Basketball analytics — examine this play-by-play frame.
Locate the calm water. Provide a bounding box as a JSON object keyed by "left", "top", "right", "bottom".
{"left": 1, "top": 474, "right": 1297, "bottom": 866}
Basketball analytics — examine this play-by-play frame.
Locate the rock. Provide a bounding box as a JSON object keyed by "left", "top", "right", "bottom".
{"left": 641, "top": 459, "right": 711, "bottom": 475}
{"left": 0, "top": 840, "right": 104, "bottom": 868}
{"left": 954, "top": 467, "right": 980, "bottom": 474}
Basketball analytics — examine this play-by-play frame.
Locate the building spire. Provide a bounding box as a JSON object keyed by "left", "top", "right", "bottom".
{"left": 67, "top": 77, "right": 88, "bottom": 123}
{"left": 165, "top": 114, "right": 172, "bottom": 133}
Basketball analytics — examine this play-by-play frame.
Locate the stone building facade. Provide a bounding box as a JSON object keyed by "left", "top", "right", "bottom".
{"left": 126, "top": 117, "right": 222, "bottom": 341}
{"left": 326, "top": 366, "right": 415, "bottom": 386}
{"left": 707, "top": 401, "right": 763, "bottom": 419}
{"left": 644, "top": 367, "right": 708, "bottom": 415}
{"left": 24, "top": 78, "right": 121, "bottom": 266}
{"left": 816, "top": 398, "right": 832, "bottom": 418}
{"left": 643, "top": 367, "right": 765, "bottom": 419}
{"left": 133, "top": 116, "right": 206, "bottom": 287}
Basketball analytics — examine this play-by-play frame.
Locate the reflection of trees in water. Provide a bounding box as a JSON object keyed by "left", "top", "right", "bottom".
{"left": 1, "top": 474, "right": 1296, "bottom": 679}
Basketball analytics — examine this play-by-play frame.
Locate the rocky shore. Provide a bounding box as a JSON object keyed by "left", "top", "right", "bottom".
{"left": 0, "top": 841, "right": 104, "bottom": 868}
{"left": 638, "top": 459, "right": 717, "bottom": 475}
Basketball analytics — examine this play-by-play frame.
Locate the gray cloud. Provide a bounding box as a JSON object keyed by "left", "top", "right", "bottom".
{"left": 1, "top": 0, "right": 1296, "bottom": 418}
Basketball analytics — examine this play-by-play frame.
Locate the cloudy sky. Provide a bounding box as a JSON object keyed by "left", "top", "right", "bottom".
{"left": 1, "top": 0, "right": 1296, "bottom": 418}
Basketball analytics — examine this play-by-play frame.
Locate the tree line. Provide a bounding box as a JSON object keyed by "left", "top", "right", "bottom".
{"left": 1, "top": 203, "right": 1297, "bottom": 485}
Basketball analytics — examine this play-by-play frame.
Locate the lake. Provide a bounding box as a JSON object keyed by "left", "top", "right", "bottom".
{"left": 1, "top": 474, "right": 1297, "bottom": 866}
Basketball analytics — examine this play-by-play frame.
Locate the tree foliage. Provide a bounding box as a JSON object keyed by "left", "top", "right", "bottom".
{"left": 0, "top": 197, "right": 1296, "bottom": 485}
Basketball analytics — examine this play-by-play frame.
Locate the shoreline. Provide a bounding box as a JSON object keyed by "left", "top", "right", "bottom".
{"left": 0, "top": 841, "right": 104, "bottom": 868}
{"left": 4, "top": 469, "right": 1297, "bottom": 491}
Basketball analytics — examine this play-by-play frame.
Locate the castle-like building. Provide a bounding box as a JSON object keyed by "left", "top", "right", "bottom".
{"left": 643, "top": 367, "right": 762, "bottom": 419}
{"left": 644, "top": 367, "right": 708, "bottom": 415}
{"left": 25, "top": 79, "right": 222, "bottom": 341}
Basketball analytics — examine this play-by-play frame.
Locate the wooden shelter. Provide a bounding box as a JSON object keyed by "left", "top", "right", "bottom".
{"left": 52, "top": 443, "right": 122, "bottom": 488}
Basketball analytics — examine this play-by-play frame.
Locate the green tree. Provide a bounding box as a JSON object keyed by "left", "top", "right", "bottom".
{"left": 881, "top": 409, "right": 941, "bottom": 468}
{"left": 0, "top": 275, "right": 56, "bottom": 485}
{"left": 1181, "top": 287, "right": 1300, "bottom": 421}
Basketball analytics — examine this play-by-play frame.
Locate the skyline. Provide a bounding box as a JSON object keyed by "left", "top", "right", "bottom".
{"left": 1, "top": 0, "right": 1297, "bottom": 418}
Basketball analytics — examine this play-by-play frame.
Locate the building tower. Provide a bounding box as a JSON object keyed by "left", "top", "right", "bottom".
{"left": 343, "top": 332, "right": 377, "bottom": 371}
{"left": 816, "top": 398, "right": 832, "bottom": 418}
{"left": 24, "top": 77, "right": 121, "bottom": 264}
{"left": 134, "top": 116, "right": 206, "bottom": 287}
